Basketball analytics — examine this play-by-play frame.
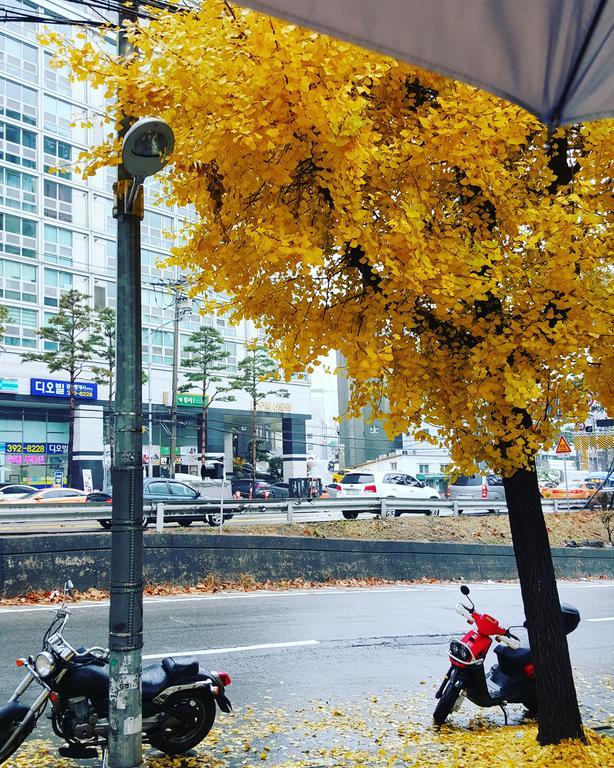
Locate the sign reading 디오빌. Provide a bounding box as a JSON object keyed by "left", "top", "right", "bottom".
{"left": 31, "top": 378, "right": 97, "bottom": 400}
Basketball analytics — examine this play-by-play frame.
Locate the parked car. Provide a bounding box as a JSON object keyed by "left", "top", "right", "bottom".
{"left": 583, "top": 473, "right": 614, "bottom": 506}
{"left": 0, "top": 484, "right": 38, "bottom": 501}
{"left": 5, "top": 488, "right": 87, "bottom": 504}
{"left": 335, "top": 471, "right": 440, "bottom": 519}
{"left": 231, "top": 479, "right": 288, "bottom": 499}
{"left": 445, "top": 474, "right": 505, "bottom": 513}
{"left": 541, "top": 481, "right": 606, "bottom": 509}
{"left": 89, "top": 478, "right": 233, "bottom": 528}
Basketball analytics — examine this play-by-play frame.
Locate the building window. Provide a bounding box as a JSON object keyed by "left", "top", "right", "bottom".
{"left": 143, "top": 176, "right": 164, "bottom": 207}
{"left": 0, "top": 121, "right": 36, "bottom": 169}
{"left": 0, "top": 258, "right": 36, "bottom": 302}
{"left": 141, "top": 247, "right": 173, "bottom": 279}
{"left": 43, "top": 267, "right": 72, "bottom": 307}
{"left": 0, "top": 34, "right": 37, "bottom": 83}
{"left": 43, "top": 179, "right": 72, "bottom": 222}
{"left": 419, "top": 464, "right": 430, "bottom": 475}
{"left": 93, "top": 281, "right": 116, "bottom": 309}
{"left": 143, "top": 327, "right": 173, "bottom": 366}
{"left": 142, "top": 211, "right": 173, "bottom": 248}
{"left": 0, "top": 77, "right": 36, "bottom": 125}
{"left": 43, "top": 51, "right": 71, "bottom": 96}
{"left": 43, "top": 136, "right": 72, "bottom": 178}
{"left": 142, "top": 286, "right": 173, "bottom": 327}
{"left": 0, "top": 213, "right": 36, "bottom": 259}
{"left": 43, "top": 95, "right": 73, "bottom": 139}
{"left": 44, "top": 224, "right": 73, "bottom": 266}
{"left": 43, "top": 311, "right": 58, "bottom": 350}
{"left": 104, "top": 239, "right": 116, "bottom": 276}
{"left": 5, "top": 1, "right": 39, "bottom": 41}
{"left": 3, "top": 305, "right": 37, "bottom": 348}
{"left": 224, "top": 341, "right": 237, "bottom": 372}
{"left": 0, "top": 167, "right": 36, "bottom": 212}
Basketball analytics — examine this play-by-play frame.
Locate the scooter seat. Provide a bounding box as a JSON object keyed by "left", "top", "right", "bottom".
{"left": 162, "top": 657, "right": 200, "bottom": 679}
{"left": 494, "top": 644, "right": 532, "bottom": 675}
{"left": 141, "top": 664, "right": 170, "bottom": 699}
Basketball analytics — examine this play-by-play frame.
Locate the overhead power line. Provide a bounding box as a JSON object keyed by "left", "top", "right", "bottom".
{"left": 0, "top": 0, "right": 187, "bottom": 26}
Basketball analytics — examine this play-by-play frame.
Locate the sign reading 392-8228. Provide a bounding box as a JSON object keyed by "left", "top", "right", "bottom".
{"left": 30, "top": 378, "right": 97, "bottom": 400}
{"left": 0, "top": 443, "right": 69, "bottom": 455}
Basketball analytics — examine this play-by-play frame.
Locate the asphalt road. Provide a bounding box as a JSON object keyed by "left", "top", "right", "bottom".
{"left": 1, "top": 580, "right": 612, "bottom": 755}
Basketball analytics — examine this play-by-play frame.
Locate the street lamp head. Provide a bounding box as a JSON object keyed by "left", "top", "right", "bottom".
{"left": 122, "top": 117, "right": 175, "bottom": 178}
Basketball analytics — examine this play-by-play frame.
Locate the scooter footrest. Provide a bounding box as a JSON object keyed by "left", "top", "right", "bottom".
{"left": 59, "top": 745, "right": 99, "bottom": 758}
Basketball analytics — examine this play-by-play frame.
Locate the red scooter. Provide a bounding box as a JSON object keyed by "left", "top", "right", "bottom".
{"left": 433, "top": 585, "right": 580, "bottom": 725}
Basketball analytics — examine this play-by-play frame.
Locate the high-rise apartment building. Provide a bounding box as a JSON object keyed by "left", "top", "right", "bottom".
{"left": 0, "top": 1, "right": 311, "bottom": 488}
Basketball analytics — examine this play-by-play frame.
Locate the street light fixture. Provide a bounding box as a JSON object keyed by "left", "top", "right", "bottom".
{"left": 110, "top": 115, "right": 174, "bottom": 768}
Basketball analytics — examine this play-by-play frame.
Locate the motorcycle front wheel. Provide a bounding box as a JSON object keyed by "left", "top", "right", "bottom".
{"left": 149, "top": 692, "right": 216, "bottom": 755}
{"left": 433, "top": 679, "right": 460, "bottom": 726}
{"left": 0, "top": 722, "right": 34, "bottom": 765}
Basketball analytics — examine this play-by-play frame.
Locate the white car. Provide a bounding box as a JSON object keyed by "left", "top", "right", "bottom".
{"left": 335, "top": 471, "right": 440, "bottom": 519}
{"left": 0, "top": 484, "right": 38, "bottom": 501}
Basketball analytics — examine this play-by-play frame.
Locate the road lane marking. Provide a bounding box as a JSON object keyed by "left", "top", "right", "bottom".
{"left": 143, "top": 639, "right": 320, "bottom": 659}
{"left": 586, "top": 616, "right": 614, "bottom": 622}
{"left": 1, "top": 581, "right": 612, "bottom": 614}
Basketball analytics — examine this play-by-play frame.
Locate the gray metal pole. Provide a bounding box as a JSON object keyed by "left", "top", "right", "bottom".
{"left": 109, "top": 1, "right": 144, "bottom": 765}
{"left": 168, "top": 290, "right": 180, "bottom": 479}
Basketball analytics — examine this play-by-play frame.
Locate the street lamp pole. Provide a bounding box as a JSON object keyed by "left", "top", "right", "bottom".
{"left": 110, "top": 109, "right": 174, "bottom": 768}
{"left": 109, "top": 2, "right": 143, "bottom": 765}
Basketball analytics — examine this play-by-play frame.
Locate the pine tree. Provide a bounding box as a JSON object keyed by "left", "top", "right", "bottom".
{"left": 179, "top": 326, "right": 236, "bottom": 474}
{"left": 230, "top": 345, "right": 289, "bottom": 492}
{"left": 90, "top": 307, "right": 117, "bottom": 465}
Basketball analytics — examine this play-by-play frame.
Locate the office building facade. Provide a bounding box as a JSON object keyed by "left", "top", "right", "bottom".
{"left": 0, "top": 2, "right": 311, "bottom": 488}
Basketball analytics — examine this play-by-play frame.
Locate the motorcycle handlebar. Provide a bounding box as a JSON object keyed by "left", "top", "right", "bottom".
{"left": 455, "top": 602, "right": 473, "bottom": 621}
{"left": 497, "top": 633, "right": 521, "bottom": 649}
{"left": 74, "top": 646, "right": 108, "bottom": 659}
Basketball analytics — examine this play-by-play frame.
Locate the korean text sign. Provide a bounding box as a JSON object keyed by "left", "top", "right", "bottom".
{"left": 30, "top": 379, "right": 98, "bottom": 400}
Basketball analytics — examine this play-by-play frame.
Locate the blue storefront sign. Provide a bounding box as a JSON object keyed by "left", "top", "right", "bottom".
{"left": 30, "top": 378, "right": 98, "bottom": 400}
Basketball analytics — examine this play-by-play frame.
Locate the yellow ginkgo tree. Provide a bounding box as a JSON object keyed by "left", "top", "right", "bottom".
{"left": 45, "top": 1, "right": 613, "bottom": 746}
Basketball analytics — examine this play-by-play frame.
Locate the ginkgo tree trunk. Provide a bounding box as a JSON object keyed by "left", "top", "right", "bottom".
{"left": 48, "top": 4, "right": 611, "bottom": 745}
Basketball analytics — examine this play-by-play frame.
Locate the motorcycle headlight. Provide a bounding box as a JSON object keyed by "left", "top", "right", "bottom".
{"left": 450, "top": 640, "right": 472, "bottom": 662}
{"left": 35, "top": 651, "right": 56, "bottom": 678}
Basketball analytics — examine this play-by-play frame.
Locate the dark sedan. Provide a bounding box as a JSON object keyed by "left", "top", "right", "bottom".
{"left": 89, "top": 478, "right": 233, "bottom": 528}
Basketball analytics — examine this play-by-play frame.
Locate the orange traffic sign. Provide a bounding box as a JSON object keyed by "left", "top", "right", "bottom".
{"left": 555, "top": 435, "right": 573, "bottom": 454}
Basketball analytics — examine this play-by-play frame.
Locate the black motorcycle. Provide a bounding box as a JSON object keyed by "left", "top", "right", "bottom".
{"left": 0, "top": 581, "right": 232, "bottom": 763}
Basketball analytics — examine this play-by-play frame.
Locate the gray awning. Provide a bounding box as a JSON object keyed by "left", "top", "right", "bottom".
{"left": 238, "top": 0, "right": 614, "bottom": 126}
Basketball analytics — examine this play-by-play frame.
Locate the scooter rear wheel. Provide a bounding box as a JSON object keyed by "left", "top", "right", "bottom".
{"left": 433, "top": 680, "right": 459, "bottom": 725}
{"left": 149, "top": 691, "right": 216, "bottom": 755}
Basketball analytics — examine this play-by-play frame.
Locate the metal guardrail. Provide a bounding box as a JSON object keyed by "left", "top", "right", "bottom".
{"left": 0, "top": 497, "right": 567, "bottom": 531}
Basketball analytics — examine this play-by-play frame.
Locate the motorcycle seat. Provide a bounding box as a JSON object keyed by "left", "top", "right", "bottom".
{"left": 162, "top": 657, "right": 199, "bottom": 680}
{"left": 141, "top": 664, "right": 170, "bottom": 699}
{"left": 494, "top": 644, "right": 532, "bottom": 675}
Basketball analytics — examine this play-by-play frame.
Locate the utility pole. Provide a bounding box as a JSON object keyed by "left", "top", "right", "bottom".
{"left": 109, "top": 1, "right": 144, "bottom": 765}
{"left": 152, "top": 279, "right": 187, "bottom": 479}
{"left": 169, "top": 289, "right": 181, "bottom": 479}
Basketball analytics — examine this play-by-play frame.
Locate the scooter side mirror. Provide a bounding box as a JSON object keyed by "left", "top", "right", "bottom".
{"left": 460, "top": 585, "right": 470, "bottom": 596}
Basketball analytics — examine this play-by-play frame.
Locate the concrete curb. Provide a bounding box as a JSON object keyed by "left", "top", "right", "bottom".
{"left": 1, "top": 533, "right": 613, "bottom": 597}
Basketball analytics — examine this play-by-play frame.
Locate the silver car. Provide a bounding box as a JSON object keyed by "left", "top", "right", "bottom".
{"left": 446, "top": 474, "right": 505, "bottom": 512}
